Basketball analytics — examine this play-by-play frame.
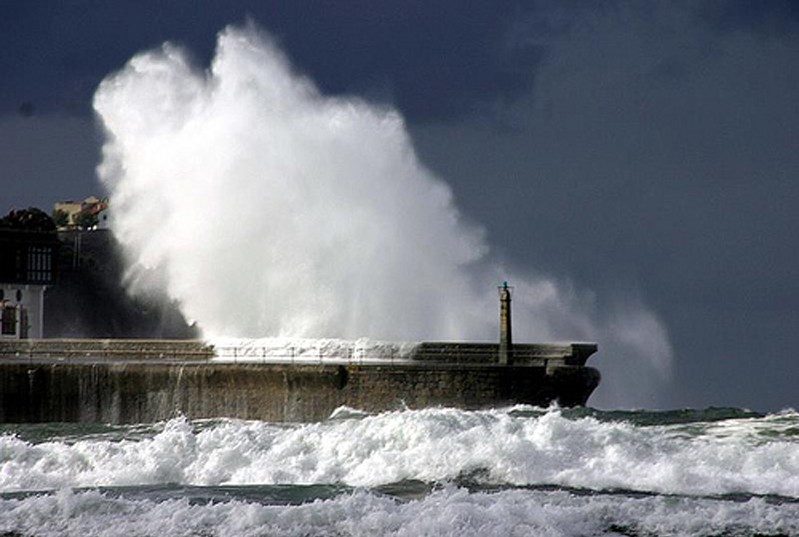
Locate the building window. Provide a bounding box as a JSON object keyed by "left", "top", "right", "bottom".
{"left": 1, "top": 306, "right": 16, "bottom": 335}
{"left": 26, "top": 246, "right": 53, "bottom": 283}
{"left": 20, "top": 309, "right": 29, "bottom": 339}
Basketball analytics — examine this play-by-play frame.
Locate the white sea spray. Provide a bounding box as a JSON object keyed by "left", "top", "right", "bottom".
{"left": 93, "top": 24, "right": 672, "bottom": 407}
{"left": 0, "top": 486, "right": 797, "bottom": 537}
{"left": 1, "top": 408, "right": 798, "bottom": 498}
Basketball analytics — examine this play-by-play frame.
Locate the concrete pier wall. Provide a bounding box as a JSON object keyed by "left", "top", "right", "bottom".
{"left": 0, "top": 339, "right": 600, "bottom": 423}
{"left": 0, "top": 362, "right": 599, "bottom": 423}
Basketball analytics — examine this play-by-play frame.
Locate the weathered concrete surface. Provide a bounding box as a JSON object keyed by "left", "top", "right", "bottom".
{"left": 410, "top": 342, "right": 597, "bottom": 366}
{"left": 0, "top": 339, "right": 596, "bottom": 365}
{"left": 0, "top": 339, "right": 600, "bottom": 423}
{"left": 0, "top": 361, "right": 599, "bottom": 423}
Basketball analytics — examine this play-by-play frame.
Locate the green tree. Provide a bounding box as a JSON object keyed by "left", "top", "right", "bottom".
{"left": 0, "top": 207, "right": 56, "bottom": 231}
{"left": 52, "top": 209, "right": 69, "bottom": 228}
{"left": 74, "top": 210, "right": 99, "bottom": 230}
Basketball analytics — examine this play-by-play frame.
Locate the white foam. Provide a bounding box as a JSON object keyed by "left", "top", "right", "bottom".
{"left": 1, "top": 408, "right": 798, "bottom": 498}
{"left": 0, "top": 486, "right": 796, "bottom": 537}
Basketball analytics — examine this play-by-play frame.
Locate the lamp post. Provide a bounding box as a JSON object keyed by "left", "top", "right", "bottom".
{"left": 498, "top": 282, "right": 512, "bottom": 365}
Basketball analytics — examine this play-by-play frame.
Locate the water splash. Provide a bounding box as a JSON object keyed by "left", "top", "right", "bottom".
{"left": 93, "top": 24, "right": 671, "bottom": 406}
{"left": 2, "top": 409, "right": 798, "bottom": 494}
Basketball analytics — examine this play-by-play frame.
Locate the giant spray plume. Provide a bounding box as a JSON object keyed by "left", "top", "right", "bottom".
{"left": 94, "top": 25, "right": 672, "bottom": 407}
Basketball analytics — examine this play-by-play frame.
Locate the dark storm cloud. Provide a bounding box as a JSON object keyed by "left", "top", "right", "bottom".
{"left": 0, "top": 0, "right": 550, "bottom": 212}
{"left": 698, "top": 0, "right": 799, "bottom": 35}
{"left": 0, "top": 1, "right": 544, "bottom": 121}
{"left": 0, "top": 115, "right": 100, "bottom": 210}
{"left": 278, "top": 2, "right": 546, "bottom": 121}
{"left": 1, "top": 1, "right": 798, "bottom": 410}
{"left": 0, "top": 1, "right": 221, "bottom": 117}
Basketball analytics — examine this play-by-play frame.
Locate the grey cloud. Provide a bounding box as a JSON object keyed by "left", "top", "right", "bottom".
{"left": 0, "top": 116, "right": 101, "bottom": 212}
{"left": 410, "top": 2, "right": 799, "bottom": 410}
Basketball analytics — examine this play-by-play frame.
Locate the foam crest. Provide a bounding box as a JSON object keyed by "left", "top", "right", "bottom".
{"left": 0, "top": 486, "right": 797, "bottom": 537}
{"left": 1, "top": 409, "right": 798, "bottom": 497}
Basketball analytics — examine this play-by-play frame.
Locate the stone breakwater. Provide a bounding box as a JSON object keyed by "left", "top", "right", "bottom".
{"left": 0, "top": 340, "right": 600, "bottom": 423}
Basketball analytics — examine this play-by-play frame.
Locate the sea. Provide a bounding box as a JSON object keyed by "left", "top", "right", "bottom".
{"left": 0, "top": 406, "right": 797, "bottom": 536}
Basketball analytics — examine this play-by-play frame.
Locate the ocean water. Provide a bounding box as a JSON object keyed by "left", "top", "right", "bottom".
{"left": 0, "top": 406, "right": 797, "bottom": 536}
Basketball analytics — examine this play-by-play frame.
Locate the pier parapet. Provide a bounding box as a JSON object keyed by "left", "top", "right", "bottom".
{"left": 0, "top": 338, "right": 213, "bottom": 360}
{"left": 0, "top": 338, "right": 600, "bottom": 423}
{"left": 409, "top": 341, "right": 597, "bottom": 367}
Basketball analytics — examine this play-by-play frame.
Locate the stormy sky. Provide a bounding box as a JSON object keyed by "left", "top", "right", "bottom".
{"left": 1, "top": 1, "right": 797, "bottom": 411}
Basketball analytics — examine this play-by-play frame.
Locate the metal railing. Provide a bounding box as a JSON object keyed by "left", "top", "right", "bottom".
{"left": 0, "top": 340, "right": 573, "bottom": 367}
{"left": 211, "top": 345, "right": 414, "bottom": 365}
{"left": 0, "top": 339, "right": 212, "bottom": 362}
{"left": 212, "top": 345, "right": 564, "bottom": 367}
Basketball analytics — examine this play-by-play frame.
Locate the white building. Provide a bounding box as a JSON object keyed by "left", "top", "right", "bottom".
{"left": 0, "top": 286, "right": 46, "bottom": 338}
{"left": 96, "top": 207, "right": 111, "bottom": 230}
{"left": 0, "top": 230, "right": 57, "bottom": 339}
